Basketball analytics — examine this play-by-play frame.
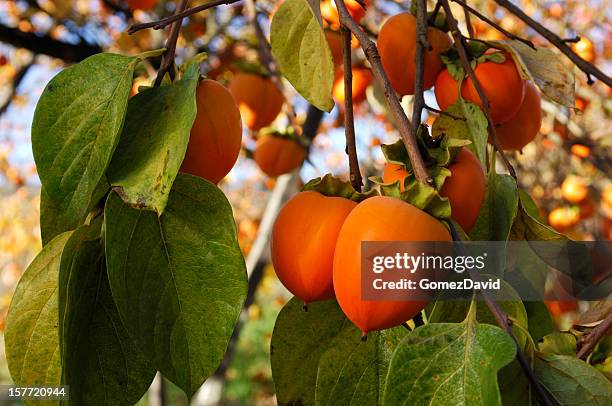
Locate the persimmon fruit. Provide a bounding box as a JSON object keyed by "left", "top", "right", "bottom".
{"left": 434, "top": 53, "right": 526, "bottom": 123}
{"left": 545, "top": 300, "right": 577, "bottom": 316}
{"left": 254, "top": 134, "right": 306, "bottom": 177}
{"left": 332, "top": 66, "right": 373, "bottom": 105}
{"left": 382, "top": 148, "right": 485, "bottom": 233}
{"left": 229, "top": 73, "right": 284, "bottom": 131}
{"left": 271, "top": 191, "right": 357, "bottom": 303}
{"left": 333, "top": 196, "right": 451, "bottom": 334}
{"left": 561, "top": 176, "right": 589, "bottom": 204}
{"left": 126, "top": 0, "right": 157, "bottom": 11}
{"left": 378, "top": 12, "right": 452, "bottom": 96}
{"left": 548, "top": 207, "right": 580, "bottom": 232}
{"left": 321, "top": 0, "right": 367, "bottom": 28}
{"left": 326, "top": 31, "right": 343, "bottom": 66}
{"left": 180, "top": 79, "right": 242, "bottom": 184}
{"left": 494, "top": 81, "right": 542, "bottom": 151}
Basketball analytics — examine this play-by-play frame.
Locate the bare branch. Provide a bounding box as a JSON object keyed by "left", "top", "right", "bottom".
{"left": 451, "top": 0, "right": 535, "bottom": 49}
{"left": 410, "top": 0, "right": 428, "bottom": 151}
{"left": 341, "top": 27, "right": 363, "bottom": 192}
{"left": 0, "top": 63, "right": 33, "bottom": 117}
{"left": 577, "top": 312, "right": 612, "bottom": 360}
{"left": 440, "top": 0, "right": 516, "bottom": 178}
{"left": 154, "top": 0, "right": 189, "bottom": 86}
{"left": 494, "top": 0, "right": 612, "bottom": 86}
{"left": 333, "top": 0, "right": 430, "bottom": 183}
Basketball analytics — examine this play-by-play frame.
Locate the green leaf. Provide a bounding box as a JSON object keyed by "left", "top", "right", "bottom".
{"left": 499, "top": 360, "right": 533, "bottom": 406}
{"left": 40, "top": 177, "right": 109, "bottom": 245}
{"left": 538, "top": 332, "right": 577, "bottom": 355}
{"left": 510, "top": 192, "right": 567, "bottom": 242}
{"left": 383, "top": 308, "right": 516, "bottom": 405}
{"left": 535, "top": 354, "right": 612, "bottom": 405}
{"left": 5, "top": 232, "right": 72, "bottom": 394}
{"left": 270, "top": 298, "right": 405, "bottom": 406}
{"left": 104, "top": 174, "right": 247, "bottom": 396}
{"left": 58, "top": 223, "right": 155, "bottom": 404}
{"left": 469, "top": 172, "right": 518, "bottom": 241}
{"left": 107, "top": 57, "right": 200, "bottom": 215}
{"left": 524, "top": 301, "right": 553, "bottom": 342}
{"left": 271, "top": 0, "right": 334, "bottom": 111}
{"left": 432, "top": 100, "right": 488, "bottom": 168}
{"left": 428, "top": 281, "right": 529, "bottom": 349}
{"left": 32, "top": 53, "right": 138, "bottom": 238}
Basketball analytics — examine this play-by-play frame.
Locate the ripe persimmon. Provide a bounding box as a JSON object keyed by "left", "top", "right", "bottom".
{"left": 321, "top": 0, "right": 367, "bottom": 28}
{"left": 229, "top": 73, "right": 284, "bottom": 131}
{"left": 378, "top": 12, "right": 452, "bottom": 96}
{"left": 545, "top": 300, "right": 577, "bottom": 316}
{"left": 180, "top": 80, "right": 242, "bottom": 184}
{"left": 571, "top": 37, "right": 596, "bottom": 63}
{"left": 561, "top": 175, "right": 589, "bottom": 204}
{"left": 332, "top": 66, "right": 373, "bottom": 105}
{"left": 548, "top": 207, "right": 580, "bottom": 232}
{"left": 494, "top": 81, "right": 542, "bottom": 151}
{"left": 435, "top": 53, "right": 526, "bottom": 123}
{"left": 254, "top": 134, "right": 306, "bottom": 177}
{"left": 333, "top": 196, "right": 451, "bottom": 334}
{"left": 126, "top": 0, "right": 157, "bottom": 11}
{"left": 382, "top": 148, "right": 485, "bottom": 233}
{"left": 272, "top": 191, "right": 357, "bottom": 303}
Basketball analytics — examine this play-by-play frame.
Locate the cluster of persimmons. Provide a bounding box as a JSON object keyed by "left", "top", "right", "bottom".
{"left": 165, "top": 4, "right": 548, "bottom": 334}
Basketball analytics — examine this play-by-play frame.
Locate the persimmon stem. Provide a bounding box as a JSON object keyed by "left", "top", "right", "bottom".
{"left": 154, "top": 0, "right": 189, "bottom": 86}
{"left": 447, "top": 221, "right": 554, "bottom": 406}
{"left": 494, "top": 0, "right": 612, "bottom": 87}
{"left": 341, "top": 27, "right": 363, "bottom": 192}
{"left": 451, "top": 0, "right": 535, "bottom": 49}
{"left": 128, "top": 0, "right": 243, "bottom": 35}
{"left": 244, "top": 0, "right": 299, "bottom": 132}
{"left": 576, "top": 312, "right": 612, "bottom": 359}
{"left": 333, "top": 0, "right": 430, "bottom": 184}
{"left": 440, "top": 0, "right": 516, "bottom": 178}
{"left": 410, "top": 0, "right": 428, "bottom": 154}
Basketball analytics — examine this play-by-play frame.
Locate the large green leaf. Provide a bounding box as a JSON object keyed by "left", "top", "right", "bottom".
{"left": 5, "top": 232, "right": 72, "bottom": 396}
{"left": 271, "top": 0, "right": 334, "bottom": 111}
{"left": 104, "top": 174, "right": 247, "bottom": 396}
{"left": 58, "top": 223, "right": 155, "bottom": 405}
{"left": 106, "top": 57, "right": 200, "bottom": 214}
{"left": 524, "top": 301, "right": 553, "bottom": 342}
{"left": 271, "top": 298, "right": 404, "bottom": 406}
{"left": 32, "top": 53, "right": 137, "bottom": 238}
{"left": 383, "top": 306, "right": 516, "bottom": 406}
{"left": 499, "top": 360, "right": 533, "bottom": 406}
{"left": 535, "top": 354, "right": 612, "bottom": 405}
{"left": 470, "top": 172, "right": 518, "bottom": 241}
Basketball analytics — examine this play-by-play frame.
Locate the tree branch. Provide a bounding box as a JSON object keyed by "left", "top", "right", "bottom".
{"left": 410, "top": 0, "right": 428, "bottom": 152}
{"left": 0, "top": 24, "right": 101, "bottom": 62}
{"left": 341, "top": 27, "right": 362, "bottom": 192}
{"left": 0, "top": 63, "right": 33, "bottom": 117}
{"left": 333, "top": 0, "right": 429, "bottom": 183}
{"left": 448, "top": 222, "right": 554, "bottom": 406}
{"left": 154, "top": 0, "right": 189, "bottom": 86}
{"left": 494, "top": 0, "right": 612, "bottom": 86}
{"left": 451, "top": 0, "right": 534, "bottom": 49}
{"left": 128, "top": 0, "right": 243, "bottom": 34}
{"left": 576, "top": 312, "right": 612, "bottom": 360}
{"left": 440, "top": 0, "right": 516, "bottom": 178}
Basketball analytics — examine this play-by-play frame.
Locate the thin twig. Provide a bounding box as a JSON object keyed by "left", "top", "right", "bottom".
{"left": 440, "top": 0, "right": 516, "bottom": 178}
{"left": 244, "top": 2, "right": 299, "bottom": 130}
{"left": 576, "top": 313, "right": 612, "bottom": 360}
{"left": 494, "top": 0, "right": 612, "bottom": 86}
{"left": 462, "top": 0, "right": 475, "bottom": 38}
{"left": 424, "top": 104, "right": 465, "bottom": 120}
{"left": 128, "top": 0, "right": 242, "bottom": 34}
{"left": 451, "top": 0, "right": 534, "bottom": 49}
{"left": 333, "top": 0, "right": 429, "bottom": 183}
{"left": 0, "top": 63, "right": 33, "bottom": 117}
{"left": 341, "top": 27, "right": 362, "bottom": 192}
{"left": 154, "top": 0, "right": 189, "bottom": 86}
{"left": 447, "top": 222, "right": 554, "bottom": 406}
{"left": 410, "top": 0, "right": 429, "bottom": 152}
{"left": 428, "top": 1, "right": 442, "bottom": 25}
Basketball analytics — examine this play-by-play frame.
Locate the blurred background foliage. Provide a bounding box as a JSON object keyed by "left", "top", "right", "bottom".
{"left": 0, "top": 0, "right": 610, "bottom": 404}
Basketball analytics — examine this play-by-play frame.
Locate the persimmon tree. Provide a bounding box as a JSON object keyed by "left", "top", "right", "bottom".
{"left": 2, "top": 0, "right": 611, "bottom": 405}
